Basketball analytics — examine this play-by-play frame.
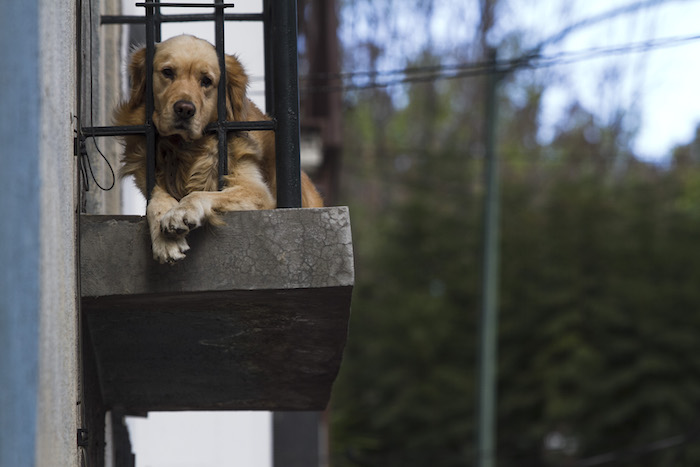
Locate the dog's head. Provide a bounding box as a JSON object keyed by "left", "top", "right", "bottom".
{"left": 125, "top": 35, "right": 249, "bottom": 141}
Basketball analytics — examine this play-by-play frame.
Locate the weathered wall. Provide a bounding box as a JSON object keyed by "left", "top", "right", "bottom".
{"left": 36, "top": 0, "right": 79, "bottom": 464}
{"left": 0, "top": 0, "right": 79, "bottom": 466}
{"left": 0, "top": 1, "right": 42, "bottom": 465}
{"left": 81, "top": 0, "right": 125, "bottom": 464}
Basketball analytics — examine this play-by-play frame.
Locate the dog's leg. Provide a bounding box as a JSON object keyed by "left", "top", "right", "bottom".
{"left": 160, "top": 183, "right": 275, "bottom": 237}
{"left": 147, "top": 185, "right": 191, "bottom": 264}
{"left": 160, "top": 161, "right": 275, "bottom": 238}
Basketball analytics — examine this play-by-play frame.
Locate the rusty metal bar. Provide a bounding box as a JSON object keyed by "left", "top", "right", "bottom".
{"left": 82, "top": 120, "right": 275, "bottom": 138}
{"left": 102, "top": 13, "right": 262, "bottom": 24}
{"left": 271, "top": 0, "right": 302, "bottom": 208}
{"left": 143, "top": 0, "right": 157, "bottom": 198}
{"left": 135, "top": 2, "right": 234, "bottom": 7}
{"left": 214, "top": 0, "right": 228, "bottom": 190}
{"left": 262, "top": 0, "right": 274, "bottom": 115}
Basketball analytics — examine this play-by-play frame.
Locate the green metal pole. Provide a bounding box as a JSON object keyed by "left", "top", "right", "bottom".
{"left": 477, "top": 48, "right": 500, "bottom": 467}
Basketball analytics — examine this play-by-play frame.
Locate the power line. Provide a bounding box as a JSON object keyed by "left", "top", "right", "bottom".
{"left": 531, "top": 0, "right": 689, "bottom": 52}
{"left": 304, "top": 0, "right": 692, "bottom": 84}
{"left": 530, "top": 32, "right": 700, "bottom": 67}
{"left": 299, "top": 32, "right": 700, "bottom": 93}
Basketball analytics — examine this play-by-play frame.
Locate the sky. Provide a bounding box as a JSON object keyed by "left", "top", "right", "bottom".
{"left": 126, "top": 411, "right": 271, "bottom": 467}
{"left": 507, "top": 0, "right": 700, "bottom": 162}
{"left": 339, "top": 0, "right": 700, "bottom": 163}
{"left": 118, "top": 0, "right": 700, "bottom": 465}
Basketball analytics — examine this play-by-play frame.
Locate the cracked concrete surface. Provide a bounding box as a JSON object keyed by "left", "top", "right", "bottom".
{"left": 80, "top": 207, "right": 354, "bottom": 411}
{"left": 81, "top": 207, "right": 354, "bottom": 297}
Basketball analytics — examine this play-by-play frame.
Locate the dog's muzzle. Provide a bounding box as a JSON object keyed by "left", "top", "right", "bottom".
{"left": 173, "top": 100, "right": 196, "bottom": 121}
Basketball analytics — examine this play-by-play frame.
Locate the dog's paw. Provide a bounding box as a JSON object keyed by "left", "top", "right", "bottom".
{"left": 160, "top": 202, "right": 205, "bottom": 238}
{"left": 152, "top": 235, "right": 190, "bottom": 264}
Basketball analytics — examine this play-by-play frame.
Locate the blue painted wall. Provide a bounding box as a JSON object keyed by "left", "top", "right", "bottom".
{"left": 0, "top": 0, "right": 41, "bottom": 465}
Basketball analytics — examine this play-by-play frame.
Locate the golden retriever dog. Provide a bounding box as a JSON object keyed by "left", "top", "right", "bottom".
{"left": 115, "top": 35, "right": 323, "bottom": 264}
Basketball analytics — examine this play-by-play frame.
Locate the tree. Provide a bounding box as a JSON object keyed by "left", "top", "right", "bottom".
{"left": 329, "top": 3, "right": 700, "bottom": 467}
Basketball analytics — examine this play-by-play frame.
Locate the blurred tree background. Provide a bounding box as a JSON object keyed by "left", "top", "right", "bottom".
{"left": 311, "top": 0, "right": 700, "bottom": 466}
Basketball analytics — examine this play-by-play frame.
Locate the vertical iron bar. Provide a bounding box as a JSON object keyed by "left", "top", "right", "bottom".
{"left": 215, "top": 0, "right": 228, "bottom": 190}
{"left": 144, "top": 1, "right": 157, "bottom": 199}
{"left": 476, "top": 48, "right": 500, "bottom": 467}
{"left": 76, "top": 0, "right": 83, "bottom": 136}
{"left": 271, "top": 0, "right": 302, "bottom": 208}
{"left": 154, "top": 0, "right": 162, "bottom": 43}
{"left": 262, "top": 0, "right": 274, "bottom": 115}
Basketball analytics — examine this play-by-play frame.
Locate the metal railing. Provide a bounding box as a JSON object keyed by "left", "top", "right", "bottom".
{"left": 80, "top": 0, "right": 303, "bottom": 208}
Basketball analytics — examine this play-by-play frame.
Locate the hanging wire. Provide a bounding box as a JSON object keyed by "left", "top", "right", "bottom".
{"left": 79, "top": 138, "right": 116, "bottom": 192}
{"left": 81, "top": 0, "right": 116, "bottom": 192}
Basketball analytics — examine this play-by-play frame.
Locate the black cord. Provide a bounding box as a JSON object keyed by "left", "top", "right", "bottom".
{"left": 81, "top": 0, "right": 116, "bottom": 192}
{"left": 80, "top": 139, "right": 116, "bottom": 192}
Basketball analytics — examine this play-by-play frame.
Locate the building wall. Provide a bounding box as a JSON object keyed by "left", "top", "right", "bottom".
{"left": 36, "top": 0, "right": 79, "bottom": 464}
{"left": 0, "top": 1, "right": 42, "bottom": 465}
{"left": 84, "top": 0, "right": 123, "bottom": 214}
{"left": 0, "top": 0, "right": 79, "bottom": 466}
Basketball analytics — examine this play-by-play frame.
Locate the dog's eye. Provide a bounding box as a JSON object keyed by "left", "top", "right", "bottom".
{"left": 201, "top": 76, "right": 213, "bottom": 88}
{"left": 162, "top": 68, "right": 175, "bottom": 79}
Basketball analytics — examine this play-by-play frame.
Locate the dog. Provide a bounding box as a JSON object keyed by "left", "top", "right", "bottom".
{"left": 115, "top": 35, "right": 323, "bottom": 264}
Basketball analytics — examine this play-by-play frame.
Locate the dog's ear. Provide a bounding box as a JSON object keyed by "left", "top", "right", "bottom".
{"left": 225, "top": 54, "right": 249, "bottom": 121}
{"left": 126, "top": 46, "right": 147, "bottom": 109}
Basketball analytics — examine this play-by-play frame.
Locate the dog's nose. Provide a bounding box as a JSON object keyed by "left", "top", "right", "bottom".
{"left": 173, "top": 100, "right": 196, "bottom": 120}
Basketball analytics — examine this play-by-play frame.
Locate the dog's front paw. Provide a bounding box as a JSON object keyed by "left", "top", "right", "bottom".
{"left": 152, "top": 235, "right": 190, "bottom": 264}
{"left": 160, "top": 202, "right": 205, "bottom": 238}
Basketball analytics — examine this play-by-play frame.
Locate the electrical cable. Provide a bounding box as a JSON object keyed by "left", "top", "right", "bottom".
{"left": 82, "top": 0, "right": 116, "bottom": 192}
{"left": 299, "top": 32, "right": 700, "bottom": 93}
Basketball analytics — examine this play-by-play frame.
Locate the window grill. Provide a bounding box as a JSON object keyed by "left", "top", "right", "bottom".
{"left": 77, "top": 1, "right": 354, "bottom": 426}
{"left": 79, "top": 0, "right": 303, "bottom": 208}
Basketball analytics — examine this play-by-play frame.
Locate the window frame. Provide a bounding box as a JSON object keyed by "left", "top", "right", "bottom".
{"left": 79, "top": 0, "right": 303, "bottom": 208}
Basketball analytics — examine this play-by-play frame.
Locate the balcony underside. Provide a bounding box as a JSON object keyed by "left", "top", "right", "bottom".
{"left": 80, "top": 207, "right": 353, "bottom": 412}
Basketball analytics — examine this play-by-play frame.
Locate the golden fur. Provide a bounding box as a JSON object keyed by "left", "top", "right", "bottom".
{"left": 115, "top": 35, "right": 322, "bottom": 263}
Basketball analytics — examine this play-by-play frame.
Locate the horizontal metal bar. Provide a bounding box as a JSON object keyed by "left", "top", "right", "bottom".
{"left": 101, "top": 15, "right": 149, "bottom": 25}
{"left": 205, "top": 120, "right": 276, "bottom": 132}
{"left": 82, "top": 125, "right": 147, "bottom": 137}
{"left": 136, "top": 2, "right": 235, "bottom": 8}
{"left": 82, "top": 120, "right": 275, "bottom": 138}
{"left": 102, "top": 12, "right": 263, "bottom": 24}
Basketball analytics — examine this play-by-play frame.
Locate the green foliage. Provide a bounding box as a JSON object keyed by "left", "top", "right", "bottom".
{"left": 332, "top": 104, "right": 477, "bottom": 467}
{"left": 330, "top": 65, "right": 700, "bottom": 466}
{"left": 329, "top": 3, "right": 700, "bottom": 466}
{"left": 496, "top": 149, "right": 700, "bottom": 466}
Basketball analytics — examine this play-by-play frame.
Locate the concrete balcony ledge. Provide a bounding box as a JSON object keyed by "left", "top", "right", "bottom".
{"left": 80, "top": 207, "right": 354, "bottom": 413}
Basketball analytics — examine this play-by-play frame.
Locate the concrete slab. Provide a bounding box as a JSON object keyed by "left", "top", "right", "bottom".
{"left": 80, "top": 208, "right": 353, "bottom": 412}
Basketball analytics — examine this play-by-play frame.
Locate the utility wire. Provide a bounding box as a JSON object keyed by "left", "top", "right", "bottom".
{"left": 300, "top": 32, "right": 700, "bottom": 93}
{"left": 300, "top": 0, "right": 700, "bottom": 93}
{"left": 532, "top": 0, "right": 696, "bottom": 52}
